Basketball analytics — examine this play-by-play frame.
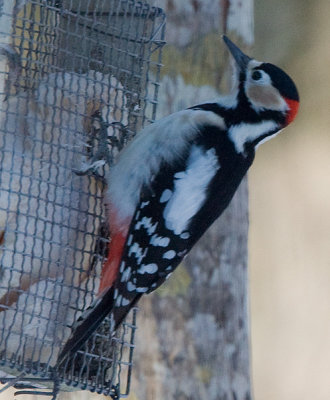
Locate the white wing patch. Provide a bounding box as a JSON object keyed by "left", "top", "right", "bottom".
{"left": 128, "top": 242, "right": 147, "bottom": 264}
{"left": 163, "top": 250, "right": 176, "bottom": 260}
{"left": 160, "top": 189, "right": 172, "bottom": 203}
{"left": 134, "top": 216, "right": 158, "bottom": 235}
{"left": 150, "top": 234, "right": 170, "bottom": 247}
{"left": 127, "top": 281, "right": 136, "bottom": 292}
{"left": 121, "top": 297, "right": 130, "bottom": 306}
{"left": 163, "top": 145, "right": 220, "bottom": 235}
{"left": 120, "top": 267, "right": 132, "bottom": 282}
{"left": 108, "top": 109, "right": 225, "bottom": 222}
{"left": 136, "top": 287, "right": 149, "bottom": 293}
{"left": 228, "top": 120, "right": 278, "bottom": 154}
{"left": 137, "top": 263, "right": 158, "bottom": 274}
{"left": 180, "top": 232, "right": 190, "bottom": 239}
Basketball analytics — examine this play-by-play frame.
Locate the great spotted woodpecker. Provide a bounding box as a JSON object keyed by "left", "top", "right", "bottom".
{"left": 58, "top": 36, "right": 299, "bottom": 363}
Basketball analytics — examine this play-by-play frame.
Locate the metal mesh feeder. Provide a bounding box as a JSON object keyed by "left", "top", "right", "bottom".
{"left": 0, "top": 0, "right": 165, "bottom": 397}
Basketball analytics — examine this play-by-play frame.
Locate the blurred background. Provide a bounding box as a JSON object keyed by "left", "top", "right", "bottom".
{"left": 251, "top": 0, "right": 330, "bottom": 399}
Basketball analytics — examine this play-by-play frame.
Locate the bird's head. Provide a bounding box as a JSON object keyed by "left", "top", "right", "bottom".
{"left": 223, "top": 35, "right": 299, "bottom": 127}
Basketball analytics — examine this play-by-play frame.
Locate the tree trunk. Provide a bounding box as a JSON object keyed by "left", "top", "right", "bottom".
{"left": 0, "top": 1, "right": 254, "bottom": 398}
{"left": 131, "top": 1, "right": 254, "bottom": 399}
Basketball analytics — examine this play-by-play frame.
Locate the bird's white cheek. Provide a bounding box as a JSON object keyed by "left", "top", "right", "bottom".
{"left": 246, "top": 84, "right": 287, "bottom": 112}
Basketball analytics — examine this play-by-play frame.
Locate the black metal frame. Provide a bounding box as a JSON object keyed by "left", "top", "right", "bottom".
{"left": 0, "top": 0, "right": 165, "bottom": 397}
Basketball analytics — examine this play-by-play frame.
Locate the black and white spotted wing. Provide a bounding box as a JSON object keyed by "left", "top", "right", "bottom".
{"left": 113, "top": 154, "right": 193, "bottom": 304}
{"left": 114, "top": 126, "right": 255, "bottom": 311}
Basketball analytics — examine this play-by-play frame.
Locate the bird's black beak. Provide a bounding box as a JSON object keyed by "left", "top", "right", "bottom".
{"left": 223, "top": 35, "right": 251, "bottom": 71}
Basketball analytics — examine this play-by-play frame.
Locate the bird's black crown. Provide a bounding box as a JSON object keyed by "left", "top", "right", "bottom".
{"left": 258, "top": 63, "right": 299, "bottom": 102}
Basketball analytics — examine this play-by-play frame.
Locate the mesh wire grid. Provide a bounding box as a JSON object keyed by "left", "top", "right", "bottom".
{"left": 0, "top": 0, "right": 165, "bottom": 397}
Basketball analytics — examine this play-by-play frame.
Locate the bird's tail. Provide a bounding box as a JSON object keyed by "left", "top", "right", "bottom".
{"left": 57, "top": 286, "right": 141, "bottom": 366}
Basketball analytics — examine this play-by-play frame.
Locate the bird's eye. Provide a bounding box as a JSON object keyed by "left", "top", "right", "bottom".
{"left": 252, "top": 70, "right": 262, "bottom": 81}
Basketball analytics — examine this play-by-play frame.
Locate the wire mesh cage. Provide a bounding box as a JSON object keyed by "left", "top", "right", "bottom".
{"left": 0, "top": 0, "right": 165, "bottom": 397}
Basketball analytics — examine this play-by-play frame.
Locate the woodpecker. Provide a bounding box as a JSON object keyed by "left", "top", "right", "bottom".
{"left": 58, "top": 36, "right": 299, "bottom": 363}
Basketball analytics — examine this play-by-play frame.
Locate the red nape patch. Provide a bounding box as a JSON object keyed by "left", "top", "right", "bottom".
{"left": 98, "top": 213, "right": 131, "bottom": 295}
{"left": 285, "top": 98, "right": 299, "bottom": 125}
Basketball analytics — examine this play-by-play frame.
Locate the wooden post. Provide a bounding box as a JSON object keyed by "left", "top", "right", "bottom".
{"left": 131, "top": 1, "right": 254, "bottom": 399}
{"left": 0, "top": 0, "right": 254, "bottom": 398}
